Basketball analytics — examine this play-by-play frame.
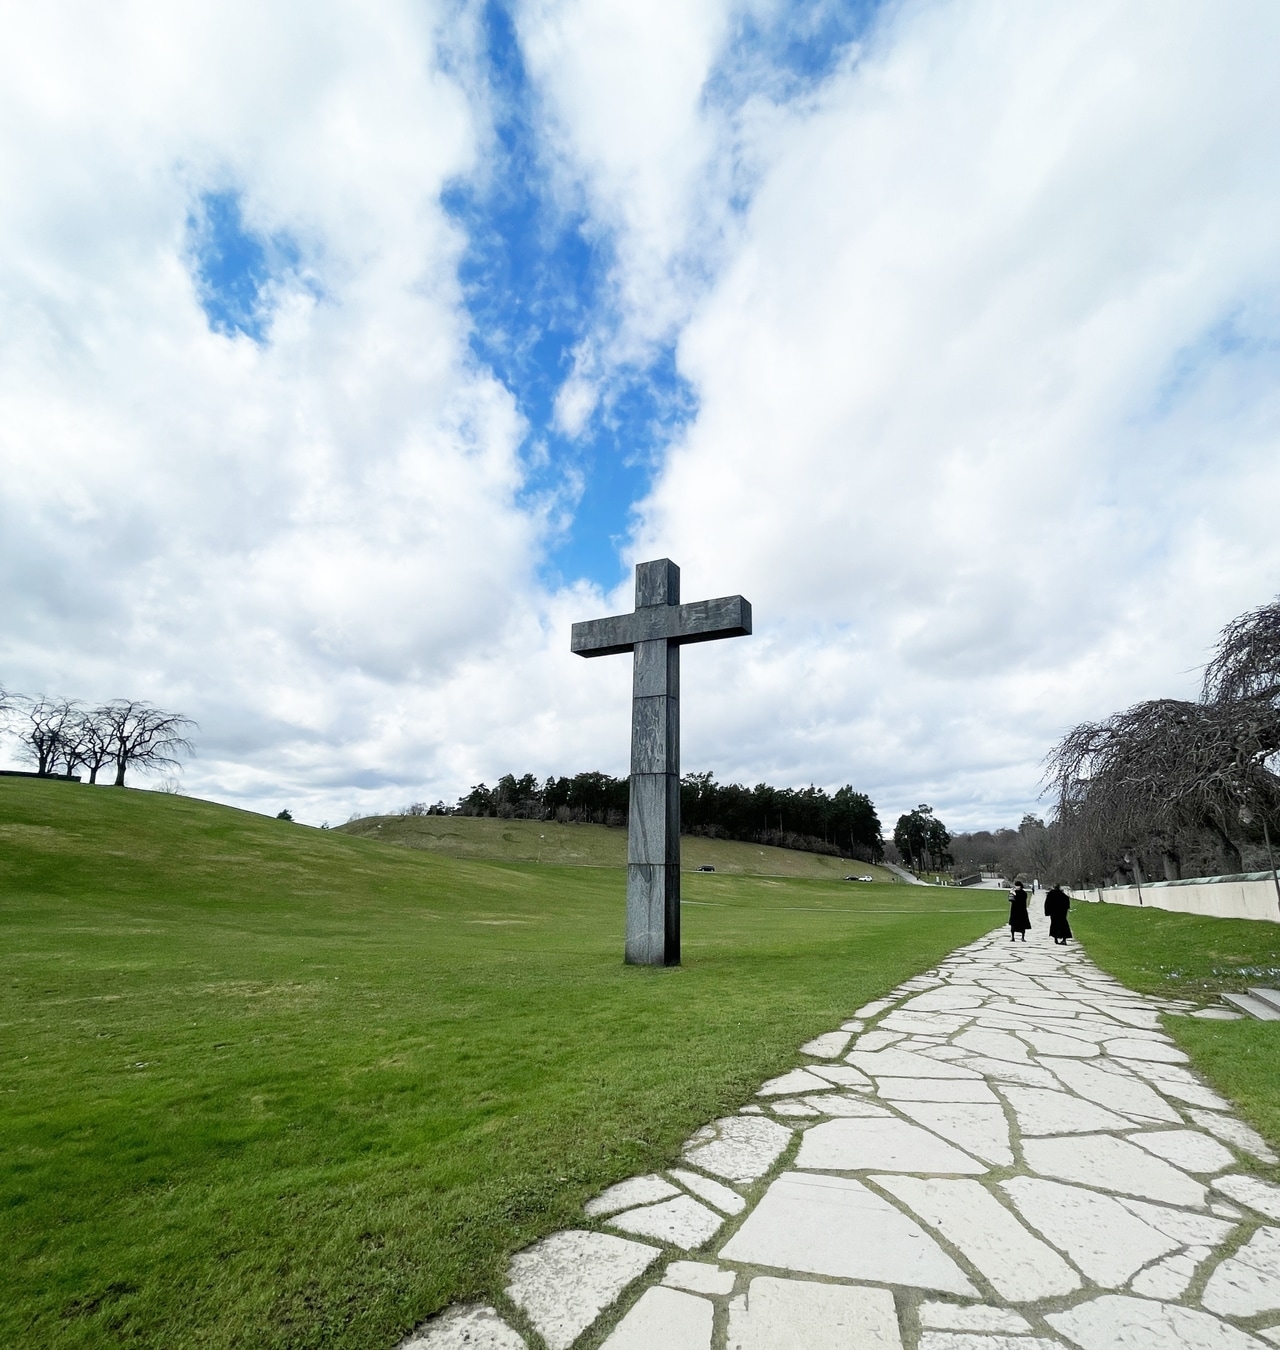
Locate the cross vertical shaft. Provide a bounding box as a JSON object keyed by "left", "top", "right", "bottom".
{"left": 627, "top": 560, "right": 681, "bottom": 964}
{"left": 570, "top": 557, "right": 751, "bottom": 966}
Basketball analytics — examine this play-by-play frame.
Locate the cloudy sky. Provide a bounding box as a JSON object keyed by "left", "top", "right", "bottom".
{"left": 3, "top": 0, "right": 1279, "bottom": 832}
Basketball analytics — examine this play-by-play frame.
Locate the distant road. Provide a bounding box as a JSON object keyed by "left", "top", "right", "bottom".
{"left": 883, "top": 861, "right": 930, "bottom": 886}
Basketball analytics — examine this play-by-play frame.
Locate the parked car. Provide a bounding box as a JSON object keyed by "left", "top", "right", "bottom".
{"left": 695, "top": 864, "right": 715, "bottom": 872}
{"left": 844, "top": 874, "right": 876, "bottom": 882}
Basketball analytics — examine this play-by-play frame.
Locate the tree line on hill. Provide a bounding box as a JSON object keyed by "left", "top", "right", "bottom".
{"left": 890, "top": 805, "right": 953, "bottom": 872}
{"left": 0, "top": 686, "right": 195, "bottom": 786}
{"left": 404, "top": 771, "right": 885, "bottom": 861}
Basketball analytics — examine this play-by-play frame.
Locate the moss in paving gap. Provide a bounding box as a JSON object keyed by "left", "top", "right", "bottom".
{"left": 1073, "top": 902, "right": 1280, "bottom": 1181}
{"left": 0, "top": 780, "right": 997, "bottom": 1349}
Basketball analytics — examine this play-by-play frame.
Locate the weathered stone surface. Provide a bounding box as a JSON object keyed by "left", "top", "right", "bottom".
{"left": 1002, "top": 1087, "right": 1127, "bottom": 1138}
{"left": 1212, "top": 1173, "right": 1280, "bottom": 1220}
{"left": 400, "top": 1303, "right": 527, "bottom": 1350}
{"left": 873, "top": 1175, "right": 1080, "bottom": 1300}
{"left": 585, "top": 1175, "right": 679, "bottom": 1217}
{"left": 669, "top": 1168, "right": 745, "bottom": 1214}
{"left": 608, "top": 1194, "right": 724, "bottom": 1248}
{"left": 847, "top": 1048, "right": 982, "bottom": 1079}
{"left": 682, "top": 1116, "right": 792, "bottom": 1182}
{"left": 807, "top": 1062, "right": 873, "bottom": 1087}
{"left": 1046, "top": 1294, "right": 1266, "bottom": 1349}
{"left": 800, "top": 1031, "right": 851, "bottom": 1058}
{"left": 877, "top": 1077, "right": 998, "bottom": 1102}
{"left": 894, "top": 1101, "right": 1013, "bottom": 1166}
{"left": 1000, "top": 1177, "right": 1179, "bottom": 1285}
{"left": 758, "top": 1068, "right": 835, "bottom": 1096}
{"left": 719, "top": 1172, "right": 977, "bottom": 1294}
{"left": 599, "top": 1286, "right": 713, "bottom": 1350}
{"left": 725, "top": 1276, "right": 902, "bottom": 1349}
{"left": 918, "top": 1335, "right": 1064, "bottom": 1350}
{"left": 1018, "top": 1028, "right": 1100, "bottom": 1057}
{"left": 1128, "top": 1129, "right": 1235, "bottom": 1174}
{"left": 1202, "top": 1226, "right": 1280, "bottom": 1317}
{"left": 506, "top": 1230, "right": 659, "bottom": 1350}
{"left": 1112, "top": 1195, "right": 1233, "bottom": 1246}
{"left": 1022, "top": 1134, "right": 1205, "bottom": 1206}
{"left": 1189, "top": 1109, "right": 1280, "bottom": 1163}
{"left": 854, "top": 1030, "right": 907, "bottom": 1052}
{"left": 918, "top": 1303, "right": 1032, "bottom": 1332}
{"left": 663, "top": 1260, "right": 736, "bottom": 1295}
{"left": 795, "top": 1115, "right": 986, "bottom": 1174}
{"left": 1040, "top": 1058, "right": 1179, "bottom": 1121}
{"left": 772, "top": 1100, "right": 820, "bottom": 1117}
{"left": 804, "top": 1093, "right": 891, "bottom": 1116}
{"left": 1130, "top": 1246, "right": 1209, "bottom": 1299}
{"left": 954, "top": 1030, "right": 1032, "bottom": 1063}
{"left": 1104, "top": 1037, "right": 1189, "bottom": 1064}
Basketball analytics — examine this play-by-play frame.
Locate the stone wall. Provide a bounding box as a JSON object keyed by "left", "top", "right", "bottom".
{"left": 1076, "top": 871, "right": 1280, "bottom": 923}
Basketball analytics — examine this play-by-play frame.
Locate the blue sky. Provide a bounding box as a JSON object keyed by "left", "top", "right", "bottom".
{"left": 6, "top": 0, "right": 1280, "bottom": 829}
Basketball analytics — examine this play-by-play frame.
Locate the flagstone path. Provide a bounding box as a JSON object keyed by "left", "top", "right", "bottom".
{"left": 401, "top": 927, "right": 1280, "bottom": 1350}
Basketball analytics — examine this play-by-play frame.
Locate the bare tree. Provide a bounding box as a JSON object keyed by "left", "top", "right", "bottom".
{"left": 76, "top": 708, "right": 115, "bottom": 784}
{"left": 97, "top": 700, "right": 196, "bottom": 786}
{"left": 16, "top": 696, "right": 85, "bottom": 777}
{"left": 1203, "top": 596, "right": 1280, "bottom": 705}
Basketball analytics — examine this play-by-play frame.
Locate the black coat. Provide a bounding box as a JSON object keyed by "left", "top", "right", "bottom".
{"left": 1044, "top": 887, "right": 1072, "bottom": 939}
{"left": 1009, "top": 888, "right": 1030, "bottom": 932}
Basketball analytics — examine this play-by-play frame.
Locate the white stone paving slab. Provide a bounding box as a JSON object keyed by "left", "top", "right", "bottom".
{"left": 878, "top": 1077, "right": 999, "bottom": 1102}
{"left": 758, "top": 1068, "right": 835, "bottom": 1096}
{"left": 894, "top": 1101, "right": 1014, "bottom": 1166}
{"left": 804, "top": 1093, "right": 891, "bottom": 1116}
{"left": 725, "top": 1276, "right": 903, "bottom": 1349}
{"left": 662, "top": 1260, "right": 736, "bottom": 1295}
{"left": 669, "top": 1168, "right": 746, "bottom": 1215}
{"left": 719, "top": 1172, "right": 978, "bottom": 1294}
{"left": 1213, "top": 1173, "right": 1280, "bottom": 1220}
{"left": 998, "top": 1084, "right": 1133, "bottom": 1135}
{"left": 682, "top": 1116, "right": 793, "bottom": 1183}
{"left": 1202, "top": 1227, "right": 1280, "bottom": 1318}
{"left": 1129, "top": 1129, "right": 1235, "bottom": 1173}
{"left": 505, "top": 1230, "right": 659, "bottom": 1350}
{"left": 918, "top": 1335, "right": 1065, "bottom": 1350}
{"left": 1017, "top": 1028, "right": 1100, "bottom": 1057}
{"left": 919, "top": 1303, "right": 1032, "bottom": 1332}
{"left": 1046, "top": 1294, "right": 1267, "bottom": 1349}
{"left": 1040, "top": 1057, "right": 1181, "bottom": 1121}
{"left": 1105, "top": 1037, "right": 1189, "bottom": 1064}
{"left": 1130, "top": 1245, "right": 1210, "bottom": 1299}
{"left": 955, "top": 1056, "right": 1063, "bottom": 1089}
{"left": 848, "top": 1048, "right": 983, "bottom": 1079}
{"left": 608, "top": 1194, "right": 724, "bottom": 1248}
{"left": 1000, "top": 1177, "right": 1179, "bottom": 1286}
{"left": 854, "top": 998, "right": 897, "bottom": 1018}
{"left": 1258, "top": 1328, "right": 1280, "bottom": 1347}
{"left": 599, "top": 1286, "right": 713, "bottom": 1350}
{"left": 1190, "top": 1109, "right": 1280, "bottom": 1164}
{"left": 795, "top": 1115, "right": 987, "bottom": 1173}
{"left": 840, "top": 1019, "right": 864, "bottom": 1032}
{"left": 1112, "top": 1195, "right": 1234, "bottom": 1246}
{"left": 854, "top": 1029, "right": 907, "bottom": 1052}
{"left": 1022, "top": 1134, "right": 1206, "bottom": 1206}
{"left": 799, "top": 1030, "right": 851, "bottom": 1058}
{"left": 400, "top": 1303, "right": 527, "bottom": 1349}
{"left": 585, "top": 1174, "right": 680, "bottom": 1217}
{"left": 874, "top": 1175, "right": 1080, "bottom": 1300}
{"left": 772, "top": 1100, "right": 820, "bottom": 1116}
{"left": 806, "top": 1062, "right": 873, "bottom": 1087}
{"left": 955, "top": 1029, "right": 1033, "bottom": 1062}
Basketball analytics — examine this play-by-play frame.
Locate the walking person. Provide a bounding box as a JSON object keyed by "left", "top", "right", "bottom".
{"left": 1044, "top": 884, "right": 1073, "bottom": 944}
{"left": 1009, "top": 882, "right": 1030, "bottom": 942}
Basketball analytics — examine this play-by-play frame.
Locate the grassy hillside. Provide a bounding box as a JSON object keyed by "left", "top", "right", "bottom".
{"left": 0, "top": 779, "right": 998, "bottom": 1349}
{"left": 336, "top": 812, "right": 899, "bottom": 882}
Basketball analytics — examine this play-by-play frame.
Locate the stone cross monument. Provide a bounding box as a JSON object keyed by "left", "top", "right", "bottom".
{"left": 571, "top": 559, "right": 752, "bottom": 966}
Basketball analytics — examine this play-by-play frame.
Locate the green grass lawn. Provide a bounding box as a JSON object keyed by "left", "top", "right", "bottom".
{"left": 0, "top": 781, "right": 1000, "bottom": 1349}
{"left": 336, "top": 812, "right": 900, "bottom": 882}
{"left": 1073, "top": 901, "right": 1280, "bottom": 1181}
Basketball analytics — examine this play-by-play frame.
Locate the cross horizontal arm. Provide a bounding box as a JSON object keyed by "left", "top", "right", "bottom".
{"left": 571, "top": 595, "right": 752, "bottom": 657}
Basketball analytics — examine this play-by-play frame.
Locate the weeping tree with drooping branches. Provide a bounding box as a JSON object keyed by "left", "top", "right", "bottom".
{"left": 1047, "top": 598, "right": 1280, "bottom": 886}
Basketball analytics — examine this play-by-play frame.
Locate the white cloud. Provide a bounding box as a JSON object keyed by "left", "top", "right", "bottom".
{"left": 6, "top": 0, "right": 1280, "bottom": 838}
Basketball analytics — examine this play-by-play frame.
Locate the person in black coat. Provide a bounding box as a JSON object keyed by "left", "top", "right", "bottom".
{"left": 1009, "top": 883, "right": 1030, "bottom": 941}
{"left": 1044, "top": 885, "right": 1072, "bottom": 944}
